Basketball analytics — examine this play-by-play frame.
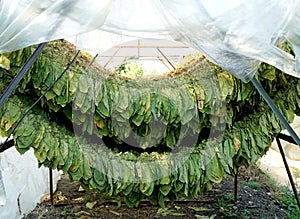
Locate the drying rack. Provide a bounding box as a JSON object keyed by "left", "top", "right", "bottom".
{"left": 0, "top": 43, "right": 299, "bottom": 210}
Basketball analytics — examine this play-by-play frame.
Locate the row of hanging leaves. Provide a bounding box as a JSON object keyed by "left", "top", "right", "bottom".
{"left": 0, "top": 40, "right": 299, "bottom": 207}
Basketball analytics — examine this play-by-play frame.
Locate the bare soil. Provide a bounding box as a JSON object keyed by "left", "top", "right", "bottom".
{"left": 23, "top": 165, "right": 288, "bottom": 219}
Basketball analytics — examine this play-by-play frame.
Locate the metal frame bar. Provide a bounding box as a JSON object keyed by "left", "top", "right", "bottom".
{"left": 0, "top": 43, "right": 47, "bottom": 108}
{"left": 156, "top": 48, "right": 176, "bottom": 70}
{"left": 157, "top": 56, "right": 173, "bottom": 71}
{"left": 103, "top": 47, "right": 121, "bottom": 68}
{"left": 276, "top": 137, "right": 300, "bottom": 208}
{"left": 250, "top": 77, "right": 300, "bottom": 147}
{"left": 115, "top": 45, "right": 189, "bottom": 49}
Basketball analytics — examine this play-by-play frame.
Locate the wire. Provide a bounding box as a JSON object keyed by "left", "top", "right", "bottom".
{"left": 0, "top": 50, "right": 81, "bottom": 153}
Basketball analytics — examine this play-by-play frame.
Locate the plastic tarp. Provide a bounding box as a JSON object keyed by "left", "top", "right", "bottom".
{"left": 0, "top": 0, "right": 300, "bottom": 81}
{"left": 0, "top": 140, "right": 61, "bottom": 219}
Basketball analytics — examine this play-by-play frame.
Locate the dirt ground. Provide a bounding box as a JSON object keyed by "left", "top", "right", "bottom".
{"left": 23, "top": 165, "right": 288, "bottom": 219}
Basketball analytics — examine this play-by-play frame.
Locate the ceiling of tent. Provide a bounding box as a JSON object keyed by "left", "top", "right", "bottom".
{"left": 103, "top": 42, "right": 197, "bottom": 72}
{"left": 0, "top": 0, "right": 300, "bottom": 82}
{"left": 95, "top": 38, "right": 197, "bottom": 71}
{"left": 68, "top": 30, "right": 198, "bottom": 72}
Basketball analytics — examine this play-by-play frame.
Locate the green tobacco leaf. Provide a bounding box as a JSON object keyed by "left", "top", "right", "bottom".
{"left": 82, "top": 156, "right": 93, "bottom": 181}
{"left": 62, "top": 148, "right": 73, "bottom": 173}
{"left": 86, "top": 201, "right": 97, "bottom": 209}
{"left": 96, "top": 102, "right": 109, "bottom": 118}
{"left": 56, "top": 90, "right": 68, "bottom": 107}
{"left": 195, "top": 214, "right": 216, "bottom": 219}
{"left": 131, "top": 114, "right": 144, "bottom": 126}
{"left": 33, "top": 121, "right": 45, "bottom": 146}
{"left": 159, "top": 184, "right": 172, "bottom": 196}
{"left": 93, "top": 168, "right": 107, "bottom": 190}
{"left": 52, "top": 74, "right": 66, "bottom": 96}
{"left": 17, "top": 132, "right": 35, "bottom": 149}
{"left": 78, "top": 74, "right": 90, "bottom": 93}
{"left": 179, "top": 162, "right": 188, "bottom": 184}
{"left": 124, "top": 192, "right": 141, "bottom": 208}
{"left": 206, "top": 155, "right": 225, "bottom": 184}
{"left": 59, "top": 139, "right": 69, "bottom": 162}
{"left": 1, "top": 101, "right": 21, "bottom": 131}
{"left": 188, "top": 158, "right": 195, "bottom": 184}
{"left": 158, "top": 192, "right": 165, "bottom": 209}
{"left": 74, "top": 91, "right": 86, "bottom": 108}
{"left": 0, "top": 54, "right": 11, "bottom": 70}
{"left": 261, "top": 68, "right": 276, "bottom": 80}
{"left": 188, "top": 206, "right": 211, "bottom": 212}
{"left": 218, "top": 72, "right": 234, "bottom": 99}
{"left": 70, "top": 161, "right": 84, "bottom": 181}
{"left": 139, "top": 164, "right": 154, "bottom": 195}
{"left": 140, "top": 182, "right": 154, "bottom": 197}
{"left": 157, "top": 208, "right": 186, "bottom": 217}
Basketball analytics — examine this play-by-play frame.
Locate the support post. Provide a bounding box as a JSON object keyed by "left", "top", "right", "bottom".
{"left": 250, "top": 77, "right": 300, "bottom": 147}
{"left": 276, "top": 137, "right": 300, "bottom": 209}
{"left": 49, "top": 168, "right": 54, "bottom": 206}
{"left": 234, "top": 171, "right": 238, "bottom": 205}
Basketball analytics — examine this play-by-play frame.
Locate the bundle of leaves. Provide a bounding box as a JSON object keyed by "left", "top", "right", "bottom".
{"left": 0, "top": 40, "right": 299, "bottom": 207}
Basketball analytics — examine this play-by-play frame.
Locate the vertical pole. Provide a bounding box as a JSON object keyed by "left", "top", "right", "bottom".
{"left": 276, "top": 137, "right": 300, "bottom": 209}
{"left": 49, "top": 168, "right": 54, "bottom": 206}
{"left": 234, "top": 171, "right": 238, "bottom": 205}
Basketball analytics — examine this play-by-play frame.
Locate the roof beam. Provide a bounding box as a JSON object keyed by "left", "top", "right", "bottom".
{"left": 157, "top": 48, "right": 176, "bottom": 70}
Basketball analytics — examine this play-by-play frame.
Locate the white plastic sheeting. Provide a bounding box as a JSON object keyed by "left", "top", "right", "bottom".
{"left": 0, "top": 166, "right": 5, "bottom": 206}
{"left": 0, "top": 0, "right": 300, "bottom": 81}
{"left": 0, "top": 139, "right": 61, "bottom": 219}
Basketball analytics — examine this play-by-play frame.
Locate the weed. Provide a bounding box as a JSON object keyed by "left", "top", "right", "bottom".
{"left": 60, "top": 208, "right": 75, "bottom": 217}
{"left": 223, "top": 193, "right": 235, "bottom": 201}
{"left": 215, "top": 193, "right": 234, "bottom": 209}
{"left": 278, "top": 187, "right": 300, "bottom": 219}
{"left": 215, "top": 194, "right": 236, "bottom": 218}
{"left": 241, "top": 181, "right": 261, "bottom": 190}
{"left": 215, "top": 193, "right": 249, "bottom": 219}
